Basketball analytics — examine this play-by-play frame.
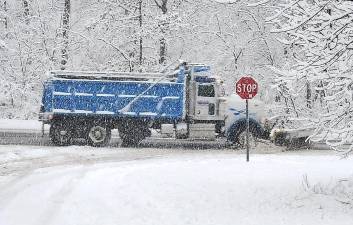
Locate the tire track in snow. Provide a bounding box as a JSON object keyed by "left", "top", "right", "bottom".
{"left": 0, "top": 150, "right": 164, "bottom": 176}
{"left": 0, "top": 158, "right": 163, "bottom": 225}
{"left": 0, "top": 166, "right": 88, "bottom": 212}
{"left": 0, "top": 151, "right": 170, "bottom": 212}
{"left": 34, "top": 167, "right": 90, "bottom": 225}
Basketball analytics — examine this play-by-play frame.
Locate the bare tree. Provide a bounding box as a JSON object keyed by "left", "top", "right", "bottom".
{"left": 61, "top": 0, "right": 70, "bottom": 70}
{"left": 153, "top": 0, "right": 168, "bottom": 64}
{"left": 139, "top": 0, "right": 143, "bottom": 66}
{"left": 0, "top": 0, "right": 282, "bottom": 119}
{"left": 2, "top": 1, "right": 7, "bottom": 28}
{"left": 23, "top": 0, "right": 30, "bottom": 24}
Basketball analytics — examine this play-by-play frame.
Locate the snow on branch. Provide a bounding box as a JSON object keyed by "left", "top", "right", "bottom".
{"left": 247, "top": 0, "right": 271, "bottom": 8}
{"left": 265, "top": 0, "right": 353, "bottom": 155}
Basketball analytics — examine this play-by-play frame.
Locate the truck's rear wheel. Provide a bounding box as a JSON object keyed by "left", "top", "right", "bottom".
{"left": 121, "top": 134, "right": 141, "bottom": 147}
{"left": 87, "top": 124, "right": 111, "bottom": 147}
{"left": 120, "top": 127, "right": 151, "bottom": 147}
{"left": 118, "top": 120, "right": 150, "bottom": 147}
{"left": 50, "top": 121, "right": 73, "bottom": 146}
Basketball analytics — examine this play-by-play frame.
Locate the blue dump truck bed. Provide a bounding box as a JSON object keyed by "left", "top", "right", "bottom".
{"left": 39, "top": 64, "right": 242, "bottom": 147}
{"left": 42, "top": 78, "right": 185, "bottom": 121}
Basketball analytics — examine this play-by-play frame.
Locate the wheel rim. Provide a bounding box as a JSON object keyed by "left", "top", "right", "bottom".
{"left": 88, "top": 126, "right": 107, "bottom": 143}
{"left": 237, "top": 130, "right": 258, "bottom": 149}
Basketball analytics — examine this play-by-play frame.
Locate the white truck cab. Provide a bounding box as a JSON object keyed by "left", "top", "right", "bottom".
{"left": 178, "top": 63, "right": 266, "bottom": 144}
{"left": 186, "top": 64, "right": 227, "bottom": 123}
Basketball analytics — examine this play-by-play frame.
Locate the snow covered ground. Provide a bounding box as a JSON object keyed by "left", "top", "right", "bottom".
{"left": 0, "top": 145, "right": 352, "bottom": 225}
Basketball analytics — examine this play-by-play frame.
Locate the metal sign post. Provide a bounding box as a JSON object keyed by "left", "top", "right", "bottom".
{"left": 246, "top": 99, "right": 249, "bottom": 162}
{"left": 235, "top": 76, "right": 258, "bottom": 162}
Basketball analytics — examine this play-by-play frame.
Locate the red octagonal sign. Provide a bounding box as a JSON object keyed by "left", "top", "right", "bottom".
{"left": 236, "top": 77, "right": 258, "bottom": 99}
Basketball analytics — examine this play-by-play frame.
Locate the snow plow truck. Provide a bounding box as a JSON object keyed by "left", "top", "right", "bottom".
{"left": 39, "top": 62, "right": 267, "bottom": 147}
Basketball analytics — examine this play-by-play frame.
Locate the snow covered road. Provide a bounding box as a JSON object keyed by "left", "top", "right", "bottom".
{"left": 0, "top": 145, "right": 352, "bottom": 225}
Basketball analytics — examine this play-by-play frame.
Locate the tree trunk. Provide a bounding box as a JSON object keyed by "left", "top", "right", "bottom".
{"left": 3, "top": 1, "right": 7, "bottom": 28}
{"left": 159, "top": 38, "right": 166, "bottom": 64}
{"left": 139, "top": 0, "right": 143, "bottom": 66}
{"left": 61, "top": 0, "right": 70, "bottom": 70}
{"left": 154, "top": 0, "right": 168, "bottom": 65}
{"left": 23, "top": 0, "right": 30, "bottom": 24}
{"left": 306, "top": 81, "right": 311, "bottom": 108}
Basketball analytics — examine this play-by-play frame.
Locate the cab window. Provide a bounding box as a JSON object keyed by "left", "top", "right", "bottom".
{"left": 198, "top": 84, "right": 215, "bottom": 97}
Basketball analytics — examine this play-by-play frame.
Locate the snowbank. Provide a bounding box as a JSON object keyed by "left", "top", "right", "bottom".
{"left": 0, "top": 119, "right": 48, "bottom": 133}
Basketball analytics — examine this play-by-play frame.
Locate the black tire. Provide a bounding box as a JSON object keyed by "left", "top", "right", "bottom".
{"left": 232, "top": 122, "right": 261, "bottom": 147}
{"left": 49, "top": 121, "right": 73, "bottom": 146}
{"left": 235, "top": 129, "right": 257, "bottom": 148}
{"left": 118, "top": 120, "right": 150, "bottom": 147}
{"left": 86, "top": 123, "right": 112, "bottom": 147}
{"left": 120, "top": 135, "right": 142, "bottom": 147}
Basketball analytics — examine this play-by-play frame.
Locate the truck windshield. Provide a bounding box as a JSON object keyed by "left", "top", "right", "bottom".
{"left": 198, "top": 84, "right": 215, "bottom": 97}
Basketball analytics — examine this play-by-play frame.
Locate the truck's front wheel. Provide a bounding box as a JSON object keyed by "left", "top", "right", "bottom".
{"left": 86, "top": 123, "right": 111, "bottom": 147}
{"left": 235, "top": 129, "right": 258, "bottom": 149}
{"left": 227, "top": 120, "right": 263, "bottom": 149}
{"left": 50, "top": 121, "right": 73, "bottom": 146}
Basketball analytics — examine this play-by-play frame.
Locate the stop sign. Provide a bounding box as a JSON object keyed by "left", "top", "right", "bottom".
{"left": 236, "top": 77, "right": 258, "bottom": 99}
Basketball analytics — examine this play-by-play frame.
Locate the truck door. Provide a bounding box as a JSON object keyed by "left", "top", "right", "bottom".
{"left": 194, "top": 83, "right": 217, "bottom": 120}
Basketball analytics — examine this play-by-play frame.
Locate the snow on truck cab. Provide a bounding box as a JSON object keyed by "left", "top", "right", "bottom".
{"left": 39, "top": 62, "right": 266, "bottom": 147}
